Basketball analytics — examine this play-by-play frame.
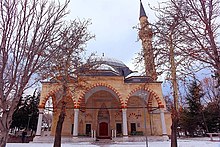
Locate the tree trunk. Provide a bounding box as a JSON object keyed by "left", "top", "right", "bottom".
{"left": 169, "top": 32, "right": 179, "bottom": 147}
{"left": 53, "top": 101, "right": 66, "bottom": 147}
{"left": 0, "top": 107, "right": 15, "bottom": 147}
{"left": 0, "top": 129, "right": 9, "bottom": 147}
{"left": 171, "top": 109, "right": 178, "bottom": 147}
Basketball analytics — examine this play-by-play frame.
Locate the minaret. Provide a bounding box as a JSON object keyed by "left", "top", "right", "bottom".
{"left": 139, "top": 0, "right": 157, "bottom": 80}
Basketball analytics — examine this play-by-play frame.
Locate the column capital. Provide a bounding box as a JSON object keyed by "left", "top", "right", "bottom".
{"left": 122, "top": 108, "right": 127, "bottom": 112}
{"left": 160, "top": 108, "right": 165, "bottom": 113}
{"left": 38, "top": 108, "right": 44, "bottom": 114}
{"left": 74, "top": 108, "right": 79, "bottom": 112}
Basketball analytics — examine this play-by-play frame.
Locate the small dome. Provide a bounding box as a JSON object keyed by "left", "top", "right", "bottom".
{"left": 125, "top": 72, "right": 143, "bottom": 78}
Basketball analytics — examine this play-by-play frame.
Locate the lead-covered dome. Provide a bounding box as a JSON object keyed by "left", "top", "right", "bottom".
{"left": 96, "top": 57, "right": 127, "bottom": 67}
{"left": 82, "top": 56, "right": 132, "bottom": 77}
{"left": 95, "top": 56, "right": 132, "bottom": 77}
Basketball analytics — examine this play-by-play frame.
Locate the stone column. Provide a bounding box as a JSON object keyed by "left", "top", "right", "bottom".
{"left": 36, "top": 108, "right": 44, "bottom": 136}
{"left": 91, "top": 130, "right": 94, "bottom": 138}
{"left": 160, "top": 109, "right": 168, "bottom": 135}
{"left": 160, "top": 109, "right": 169, "bottom": 140}
{"left": 94, "top": 130, "right": 96, "bottom": 141}
{"left": 73, "top": 109, "right": 79, "bottom": 137}
{"left": 122, "top": 108, "right": 128, "bottom": 137}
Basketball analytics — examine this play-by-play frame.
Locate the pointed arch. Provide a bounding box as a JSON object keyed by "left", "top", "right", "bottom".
{"left": 39, "top": 87, "right": 75, "bottom": 111}
{"left": 125, "top": 86, "right": 164, "bottom": 110}
{"left": 77, "top": 83, "right": 123, "bottom": 108}
{"left": 39, "top": 87, "right": 61, "bottom": 109}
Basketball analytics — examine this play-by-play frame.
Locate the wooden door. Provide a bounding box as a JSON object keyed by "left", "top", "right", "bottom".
{"left": 116, "top": 123, "right": 122, "bottom": 135}
{"left": 99, "top": 122, "right": 108, "bottom": 136}
{"left": 131, "top": 123, "right": 136, "bottom": 135}
{"left": 86, "top": 124, "right": 91, "bottom": 136}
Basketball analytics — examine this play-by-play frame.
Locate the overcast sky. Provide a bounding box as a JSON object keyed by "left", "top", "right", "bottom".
{"left": 26, "top": 0, "right": 164, "bottom": 95}
{"left": 26, "top": 0, "right": 213, "bottom": 95}
{"left": 65, "top": 0, "right": 159, "bottom": 71}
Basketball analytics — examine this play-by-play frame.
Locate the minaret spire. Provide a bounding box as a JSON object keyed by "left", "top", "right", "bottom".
{"left": 138, "top": 0, "right": 157, "bottom": 80}
{"left": 140, "top": 0, "right": 147, "bottom": 19}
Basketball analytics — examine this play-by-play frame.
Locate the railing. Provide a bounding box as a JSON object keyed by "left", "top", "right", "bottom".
{"left": 130, "top": 131, "right": 144, "bottom": 136}
{"left": 207, "top": 133, "right": 220, "bottom": 141}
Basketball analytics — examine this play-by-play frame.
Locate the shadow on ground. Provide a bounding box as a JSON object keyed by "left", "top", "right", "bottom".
{"left": 7, "top": 135, "right": 34, "bottom": 143}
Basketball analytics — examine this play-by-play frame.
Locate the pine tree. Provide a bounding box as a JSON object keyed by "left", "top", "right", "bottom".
{"left": 179, "top": 80, "right": 205, "bottom": 136}
{"left": 203, "top": 102, "right": 220, "bottom": 133}
{"left": 10, "top": 91, "right": 40, "bottom": 133}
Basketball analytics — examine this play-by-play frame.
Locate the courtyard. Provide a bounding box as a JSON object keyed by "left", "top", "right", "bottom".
{"left": 6, "top": 137, "right": 220, "bottom": 147}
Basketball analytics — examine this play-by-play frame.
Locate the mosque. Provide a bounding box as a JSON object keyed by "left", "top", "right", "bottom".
{"left": 33, "top": 1, "right": 171, "bottom": 142}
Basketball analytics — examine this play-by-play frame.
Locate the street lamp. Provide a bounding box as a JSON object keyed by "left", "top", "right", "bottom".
{"left": 27, "top": 114, "right": 32, "bottom": 130}
{"left": 139, "top": 92, "right": 149, "bottom": 147}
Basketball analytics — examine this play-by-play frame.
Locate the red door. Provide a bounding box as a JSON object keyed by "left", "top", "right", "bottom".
{"left": 99, "top": 122, "right": 108, "bottom": 136}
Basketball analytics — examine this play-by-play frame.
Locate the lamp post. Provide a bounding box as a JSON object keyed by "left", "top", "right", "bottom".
{"left": 139, "top": 92, "right": 148, "bottom": 147}
{"left": 27, "top": 114, "right": 32, "bottom": 131}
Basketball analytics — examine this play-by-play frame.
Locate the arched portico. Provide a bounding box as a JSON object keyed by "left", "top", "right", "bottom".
{"left": 125, "top": 87, "right": 165, "bottom": 109}
{"left": 78, "top": 83, "right": 124, "bottom": 108}
{"left": 77, "top": 85, "right": 122, "bottom": 138}
{"left": 126, "top": 88, "right": 168, "bottom": 137}
{"left": 36, "top": 88, "right": 75, "bottom": 137}
{"left": 36, "top": 88, "right": 60, "bottom": 137}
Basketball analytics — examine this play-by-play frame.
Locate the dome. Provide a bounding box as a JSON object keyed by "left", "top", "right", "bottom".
{"left": 96, "top": 56, "right": 127, "bottom": 67}
{"left": 86, "top": 56, "right": 132, "bottom": 77}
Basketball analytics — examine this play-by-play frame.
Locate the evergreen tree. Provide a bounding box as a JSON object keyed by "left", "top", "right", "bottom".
{"left": 203, "top": 102, "right": 220, "bottom": 133}
{"left": 10, "top": 91, "right": 40, "bottom": 133}
{"left": 179, "top": 80, "right": 205, "bottom": 136}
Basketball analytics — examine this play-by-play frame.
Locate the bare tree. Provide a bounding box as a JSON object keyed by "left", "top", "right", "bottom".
{"left": 134, "top": 1, "right": 219, "bottom": 146}
{"left": 41, "top": 20, "right": 95, "bottom": 147}
{"left": 149, "top": 2, "right": 197, "bottom": 147}
{"left": 144, "top": 0, "right": 219, "bottom": 145}
{"left": 0, "top": 0, "right": 70, "bottom": 146}
{"left": 152, "top": 1, "right": 220, "bottom": 144}
{"left": 201, "top": 77, "right": 220, "bottom": 104}
{"left": 134, "top": 2, "right": 190, "bottom": 146}
{"left": 170, "top": 0, "right": 220, "bottom": 87}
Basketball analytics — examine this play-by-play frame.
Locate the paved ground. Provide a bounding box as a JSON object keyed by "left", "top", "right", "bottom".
{"left": 6, "top": 138, "right": 220, "bottom": 147}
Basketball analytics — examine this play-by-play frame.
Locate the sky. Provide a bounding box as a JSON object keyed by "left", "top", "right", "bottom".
{"left": 64, "top": 0, "right": 159, "bottom": 71}
{"left": 65, "top": 0, "right": 214, "bottom": 79}
{"left": 26, "top": 0, "right": 213, "bottom": 95}
{"left": 25, "top": 0, "right": 163, "bottom": 95}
